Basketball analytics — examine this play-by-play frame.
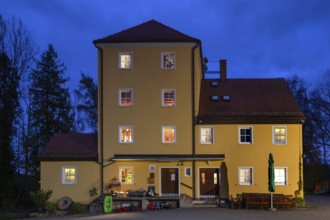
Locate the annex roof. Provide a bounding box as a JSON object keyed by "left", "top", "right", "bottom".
{"left": 198, "top": 78, "right": 305, "bottom": 124}
{"left": 39, "top": 133, "right": 98, "bottom": 161}
{"left": 93, "top": 19, "right": 200, "bottom": 43}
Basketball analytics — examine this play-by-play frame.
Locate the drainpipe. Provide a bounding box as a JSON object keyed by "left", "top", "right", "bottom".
{"left": 191, "top": 42, "right": 199, "bottom": 199}
{"left": 94, "top": 43, "right": 104, "bottom": 196}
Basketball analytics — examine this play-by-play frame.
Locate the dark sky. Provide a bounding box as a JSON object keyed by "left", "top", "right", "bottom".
{"left": 2, "top": 0, "right": 330, "bottom": 90}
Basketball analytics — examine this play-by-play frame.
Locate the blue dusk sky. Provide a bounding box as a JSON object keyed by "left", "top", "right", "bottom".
{"left": 1, "top": 0, "right": 330, "bottom": 90}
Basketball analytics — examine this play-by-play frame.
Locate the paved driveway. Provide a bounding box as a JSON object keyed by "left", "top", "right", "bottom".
{"left": 28, "top": 195, "right": 330, "bottom": 220}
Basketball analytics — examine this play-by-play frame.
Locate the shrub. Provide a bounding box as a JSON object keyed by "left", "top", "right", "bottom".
{"left": 30, "top": 189, "right": 53, "bottom": 212}
{"left": 71, "top": 202, "right": 86, "bottom": 214}
{"left": 46, "top": 202, "right": 56, "bottom": 214}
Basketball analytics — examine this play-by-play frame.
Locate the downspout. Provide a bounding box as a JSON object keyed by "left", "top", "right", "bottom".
{"left": 94, "top": 43, "right": 104, "bottom": 196}
{"left": 191, "top": 42, "right": 198, "bottom": 199}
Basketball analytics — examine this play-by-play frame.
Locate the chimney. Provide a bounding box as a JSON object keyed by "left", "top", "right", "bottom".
{"left": 220, "top": 59, "right": 227, "bottom": 81}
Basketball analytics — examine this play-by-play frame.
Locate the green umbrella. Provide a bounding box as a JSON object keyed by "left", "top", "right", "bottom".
{"left": 268, "top": 153, "right": 275, "bottom": 192}
{"left": 268, "top": 153, "right": 276, "bottom": 211}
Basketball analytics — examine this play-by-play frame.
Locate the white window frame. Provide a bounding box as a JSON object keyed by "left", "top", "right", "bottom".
{"left": 200, "top": 126, "right": 214, "bottom": 144}
{"left": 62, "top": 166, "right": 77, "bottom": 184}
{"left": 119, "top": 166, "right": 134, "bottom": 185}
{"left": 161, "top": 52, "right": 175, "bottom": 69}
{"left": 239, "top": 126, "right": 253, "bottom": 144}
{"left": 238, "top": 167, "right": 253, "bottom": 186}
{"left": 184, "top": 167, "right": 192, "bottom": 177}
{"left": 119, "top": 126, "right": 134, "bottom": 144}
{"left": 118, "top": 88, "right": 133, "bottom": 106}
{"left": 273, "top": 126, "right": 287, "bottom": 145}
{"left": 118, "top": 52, "right": 133, "bottom": 69}
{"left": 161, "top": 89, "right": 176, "bottom": 106}
{"left": 161, "top": 126, "right": 176, "bottom": 144}
{"left": 274, "top": 167, "right": 288, "bottom": 186}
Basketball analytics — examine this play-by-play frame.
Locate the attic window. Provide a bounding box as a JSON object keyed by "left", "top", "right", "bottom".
{"left": 211, "top": 96, "right": 219, "bottom": 101}
{"left": 223, "top": 96, "right": 230, "bottom": 101}
{"left": 210, "top": 81, "right": 219, "bottom": 87}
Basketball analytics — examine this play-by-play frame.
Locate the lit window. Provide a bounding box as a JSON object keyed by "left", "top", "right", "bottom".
{"left": 161, "top": 52, "right": 175, "bottom": 69}
{"left": 201, "top": 173, "right": 206, "bottom": 184}
{"left": 275, "top": 167, "right": 287, "bottom": 185}
{"left": 239, "top": 127, "right": 253, "bottom": 144}
{"left": 162, "top": 126, "right": 176, "bottom": 144}
{"left": 119, "top": 126, "right": 133, "bottom": 143}
{"left": 200, "top": 127, "right": 214, "bottom": 144}
{"left": 273, "top": 127, "right": 287, "bottom": 144}
{"left": 162, "top": 89, "right": 176, "bottom": 106}
{"left": 119, "top": 167, "right": 134, "bottom": 184}
{"left": 238, "top": 167, "right": 253, "bottom": 185}
{"left": 119, "top": 89, "right": 133, "bottom": 106}
{"left": 119, "top": 52, "right": 133, "bottom": 69}
{"left": 62, "top": 166, "right": 77, "bottom": 184}
{"left": 213, "top": 173, "right": 218, "bottom": 184}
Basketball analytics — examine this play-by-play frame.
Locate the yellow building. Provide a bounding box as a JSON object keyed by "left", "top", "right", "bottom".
{"left": 40, "top": 20, "right": 304, "bottom": 205}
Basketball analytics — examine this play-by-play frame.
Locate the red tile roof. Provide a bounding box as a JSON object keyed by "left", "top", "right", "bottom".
{"left": 198, "top": 78, "right": 305, "bottom": 124}
{"left": 93, "top": 20, "right": 200, "bottom": 43}
{"left": 39, "top": 133, "right": 98, "bottom": 161}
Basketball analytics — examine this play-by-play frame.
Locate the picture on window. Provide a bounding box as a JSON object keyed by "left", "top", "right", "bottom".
{"left": 184, "top": 167, "right": 192, "bottom": 177}
{"left": 161, "top": 52, "right": 175, "bottom": 69}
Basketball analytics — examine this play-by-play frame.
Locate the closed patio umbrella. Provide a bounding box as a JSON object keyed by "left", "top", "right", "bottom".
{"left": 268, "top": 153, "right": 276, "bottom": 211}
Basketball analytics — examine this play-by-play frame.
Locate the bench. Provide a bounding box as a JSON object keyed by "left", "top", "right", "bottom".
{"left": 241, "top": 193, "right": 294, "bottom": 209}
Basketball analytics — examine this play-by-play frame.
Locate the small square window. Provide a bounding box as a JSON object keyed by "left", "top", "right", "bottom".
{"left": 119, "top": 167, "right": 134, "bottom": 184}
{"left": 119, "top": 89, "right": 133, "bottom": 106}
{"left": 119, "top": 52, "right": 133, "bottom": 69}
{"left": 119, "top": 126, "right": 133, "bottom": 143}
{"left": 162, "top": 89, "right": 176, "bottom": 106}
{"left": 239, "top": 127, "right": 253, "bottom": 144}
{"left": 62, "top": 166, "right": 77, "bottom": 184}
{"left": 161, "top": 52, "right": 175, "bottom": 69}
{"left": 275, "top": 167, "right": 287, "bottom": 185}
{"left": 162, "top": 126, "right": 176, "bottom": 144}
{"left": 184, "top": 167, "right": 192, "bottom": 177}
{"left": 200, "top": 127, "right": 214, "bottom": 144}
{"left": 273, "top": 127, "right": 287, "bottom": 144}
{"left": 238, "top": 167, "right": 253, "bottom": 185}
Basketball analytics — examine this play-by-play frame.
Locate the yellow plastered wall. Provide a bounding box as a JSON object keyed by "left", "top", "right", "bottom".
{"left": 195, "top": 124, "right": 303, "bottom": 197}
{"left": 40, "top": 161, "right": 100, "bottom": 204}
{"left": 103, "top": 161, "right": 194, "bottom": 197}
{"left": 101, "top": 44, "right": 201, "bottom": 158}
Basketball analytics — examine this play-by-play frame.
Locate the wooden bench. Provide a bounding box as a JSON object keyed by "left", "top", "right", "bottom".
{"left": 241, "top": 193, "right": 294, "bottom": 209}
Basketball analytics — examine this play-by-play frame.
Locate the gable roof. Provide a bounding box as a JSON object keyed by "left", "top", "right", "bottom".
{"left": 198, "top": 78, "right": 305, "bottom": 124}
{"left": 93, "top": 20, "right": 200, "bottom": 43}
{"left": 39, "top": 133, "right": 98, "bottom": 161}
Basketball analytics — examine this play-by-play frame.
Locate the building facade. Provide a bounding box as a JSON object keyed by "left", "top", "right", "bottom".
{"left": 40, "top": 20, "right": 304, "bottom": 204}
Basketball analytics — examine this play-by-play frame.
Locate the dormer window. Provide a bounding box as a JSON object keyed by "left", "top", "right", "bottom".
{"left": 161, "top": 52, "right": 175, "bottom": 69}
{"left": 211, "top": 96, "right": 219, "bottom": 101}
{"left": 211, "top": 81, "right": 219, "bottom": 87}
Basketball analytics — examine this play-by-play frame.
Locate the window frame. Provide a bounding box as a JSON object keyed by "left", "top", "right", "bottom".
{"left": 118, "top": 88, "right": 133, "bottom": 106}
{"left": 62, "top": 166, "right": 77, "bottom": 184}
{"left": 119, "top": 166, "right": 134, "bottom": 185}
{"left": 161, "top": 52, "right": 176, "bottom": 69}
{"left": 273, "top": 126, "right": 287, "bottom": 145}
{"left": 274, "top": 167, "right": 288, "bottom": 186}
{"left": 238, "top": 126, "right": 253, "bottom": 144}
{"left": 161, "top": 89, "right": 176, "bottom": 107}
{"left": 118, "top": 52, "right": 133, "bottom": 70}
{"left": 238, "top": 167, "right": 253, "bottom": 186}
{"left": 119, "top": 126, "right": 134, "bottom": 144}
{"left": 161, "top": 126, "right": 176, "bottom": 144}
{"left": 200, "top": 126, "right": 214, "bottom": 144}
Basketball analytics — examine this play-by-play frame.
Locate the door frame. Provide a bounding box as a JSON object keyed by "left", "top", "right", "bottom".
{"left": 159, "top": 166, "right": 180, "bottom": 197}
{"left": 198, "top": 166, "right": 220, "bottom": 198}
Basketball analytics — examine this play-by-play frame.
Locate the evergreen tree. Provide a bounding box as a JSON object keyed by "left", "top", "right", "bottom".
{"left": 74, "top": 73, "right": 98, "bottom": 133}
{"left": 29, "top": 44, "right": 73, "bottom": 177}
{"left": 0, "top": 52, "right": 19, "bottom": 208}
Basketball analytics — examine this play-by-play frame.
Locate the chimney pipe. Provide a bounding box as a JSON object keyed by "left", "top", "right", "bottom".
{"left": 220, "top": 59, "right": 227, "bottom": 81}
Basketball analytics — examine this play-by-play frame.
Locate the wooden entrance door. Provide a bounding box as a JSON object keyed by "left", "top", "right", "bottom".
{"left": 199, "top": 168, "right": 220, "bottom": 197}
{"left": 161, "top": 168, "right": 179, "bottom": 196}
